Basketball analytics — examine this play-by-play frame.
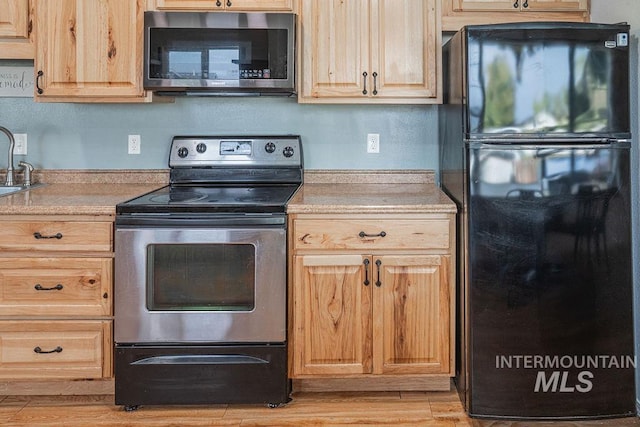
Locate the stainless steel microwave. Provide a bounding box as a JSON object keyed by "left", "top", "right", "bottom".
{"left": 144, "top": 11, "right": 296, "bottom": 96}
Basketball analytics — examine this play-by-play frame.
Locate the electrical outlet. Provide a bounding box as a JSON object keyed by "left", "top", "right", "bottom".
{"left": 367, "top": 133, "right": 380, "bottom": 153}
{"left": 128, "top": 134, "right": 141, "bottom": 154}
{"left": 14, "top": 133, "right": 27, "bottom": 155}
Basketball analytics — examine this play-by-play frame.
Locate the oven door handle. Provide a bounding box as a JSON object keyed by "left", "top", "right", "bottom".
{"left": 116, "top": 214, "right": 285, "bottom": 228}
{"left": 131, "top": 355, "right": 268, "bottom": 365}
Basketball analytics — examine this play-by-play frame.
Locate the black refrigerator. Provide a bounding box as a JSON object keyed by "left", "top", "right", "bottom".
{"left": 439, "top": 22, "right": 635, "bottom": 420}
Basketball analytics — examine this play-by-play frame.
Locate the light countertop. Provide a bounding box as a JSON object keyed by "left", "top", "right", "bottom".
{"left": 0, "top": 169, "right": 457, "bottom": 216}
{"left": 0, "top": 170, "right": 167, "bottom": 216}
{"left": 287, "top": 170, "right": 457, "bottom": 214}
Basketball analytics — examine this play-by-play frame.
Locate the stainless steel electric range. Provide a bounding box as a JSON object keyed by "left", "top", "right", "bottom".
{"left": 114, "top": 135, "right": 302, "bottom": 410}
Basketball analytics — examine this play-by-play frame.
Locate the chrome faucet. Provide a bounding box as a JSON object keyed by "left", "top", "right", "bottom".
{"left": 0, "top": 126, "right": 15, "bottom": 186}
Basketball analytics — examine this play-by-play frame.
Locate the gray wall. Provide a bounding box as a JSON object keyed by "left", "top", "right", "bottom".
{"left": 0, "top": 85, "right": 437, "bottom": 171}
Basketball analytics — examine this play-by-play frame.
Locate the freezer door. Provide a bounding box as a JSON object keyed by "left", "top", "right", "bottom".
{"left": 464, "top": 23, "right": 630, "bottom": 139}
{"left": 466, "top": 144, "right": 634, "bottom": 418}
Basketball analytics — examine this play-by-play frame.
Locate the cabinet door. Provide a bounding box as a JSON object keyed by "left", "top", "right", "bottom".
{"left": 226, "top": 0, "right": 293, "bottom": 10}
{"left": 156, "top": 0, "right": 292, "bottom": 10}
{"left": 34, "top": 0, "right": 144, "bottom": 98}
{"left": 373, "top": 0, "right": 438, "bottom": 99}
{"left": 374, "top": 255, "right": 451, "bottom": 375}
{"left": 524, "top": 0, "right": 588, "bottom": 11}
{"left": 155, "top": 0, "right": 225, "bottom": 8}
{"left": 451, "top": 0, "right": 517, "bottom": 11}
{"left": 292, "top": 254, "right": 372, "bottom": 376}
{"left": 0, "top": 0, "right": 33, "bottom": 59}
{"left": 300, "top": 0, "right": 370, "bottom": 99}
{"left": 0, "top": 0, "right": 29, "bottom": 38}
{"left": 452, "top": 0, "right": 588, "bottom": 11}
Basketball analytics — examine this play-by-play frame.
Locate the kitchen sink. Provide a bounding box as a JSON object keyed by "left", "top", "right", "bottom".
{"left": 0, "top": 183, "right": 45, "bottom": 197}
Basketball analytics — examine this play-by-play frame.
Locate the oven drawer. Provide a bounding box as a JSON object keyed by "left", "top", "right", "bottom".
{"left": 293, "top": 218, "right": 450, "bottom": 251}
{"left": 0, "top": 221, "right": 112, "bottom": 252}
{"left": 115, "top": 344, "right": 289, "bottom": 406}
{"left": 0, "top": 258, "right": 112, "bottom": 316}
{"left": 0, "top": 320, "right": 112, "bottom": 379}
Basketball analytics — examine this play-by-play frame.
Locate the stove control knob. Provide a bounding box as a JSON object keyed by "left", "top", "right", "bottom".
{"left": 177, "top": 147, "right": 189, "bottom": 158}
{"left": 265, "top": 142, "right": 276, "bottom": 153}
{"left": 196, "top": 143, "right": 207, "bottom": 154}
{"left": 283, "top": 146, "right": 295, "bottom": 158}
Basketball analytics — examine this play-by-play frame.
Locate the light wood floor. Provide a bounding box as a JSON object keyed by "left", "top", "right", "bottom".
{"left": 1, "top": 390, "right": 640, "bottom": 426}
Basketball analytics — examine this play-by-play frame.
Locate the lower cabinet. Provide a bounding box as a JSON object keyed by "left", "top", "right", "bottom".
{"left": 293, "top": 254, "right": 450, "bottom": 376}
{"left": 289, "top": 213, "right": 455, "bottom": 390}
{"left": 0, "top": 216, "right": 114, "bottom": 388}
{"left": 0, "top": 321, "right": 112, "bottom": 379}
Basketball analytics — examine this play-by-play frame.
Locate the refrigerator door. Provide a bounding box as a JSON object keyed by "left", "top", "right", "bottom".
{"left": 466, "top": 142, "right": 634, "bottom": 419}
{"left": 464, "top": 23, "right": 630, "bottom": 140}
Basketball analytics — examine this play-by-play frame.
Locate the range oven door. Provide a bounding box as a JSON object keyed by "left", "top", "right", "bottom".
{"left": 114, "top": 216, "right": 286, "bottom": 344}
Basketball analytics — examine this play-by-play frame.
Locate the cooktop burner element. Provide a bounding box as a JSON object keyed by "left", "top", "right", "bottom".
{"left": 117, "top": 135, "right": 302, "bottom": 216}
{"left": 149, "top": 191, "right": 209, "bottom": 204}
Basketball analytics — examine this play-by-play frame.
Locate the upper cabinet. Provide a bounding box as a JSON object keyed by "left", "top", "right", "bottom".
{"left": 33, "top": 0, "right": 155, "bottom": 102}
{"left": 442, "top": 0, "right": 589, "bottom": 31}
{"left": 0, "top": 0, "right": 34, "bottom": 59}
{"left": 452, "top": 0, "right": 588, "bottom": 11}
{"left": 152, "top": 0, "right": 294, "bottom": 11}
{"left": 299, "top": 0, "right": 441, "bottom": 104}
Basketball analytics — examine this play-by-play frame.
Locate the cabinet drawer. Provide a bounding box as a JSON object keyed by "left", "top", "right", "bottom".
{"left": 0, "top": 321, "right": 111, "bottom": 379}
{"left": 0, "top": 258, "right": 112, "bottom": 316}
{"left": 0, "top": 221, "right": 112, "bottom": 252}
{"left": 293, "top": 219, "right": 450, "bottom": 251}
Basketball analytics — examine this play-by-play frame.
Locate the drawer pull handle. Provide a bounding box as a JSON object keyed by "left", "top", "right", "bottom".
{"left": 375, "top": 259, "right": 382, "bottom": 287}
{"left": 33, "top": 232, "right": 63, "bottom": 240}
{"left": 363, "top": 258, "right": 370, "bottom": 286}
{"left": 359, "top": 231, "right": 386, "bottom": 238}
{"left": 34, "top": 346, "right": 63, "bottom": 354}
{"left": 34, "top": 284, "right": 64, "bottom": 291}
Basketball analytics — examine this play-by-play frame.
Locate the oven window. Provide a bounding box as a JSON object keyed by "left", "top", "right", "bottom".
{"left": 146, "top": 243, "right": 255, "bottom": 311}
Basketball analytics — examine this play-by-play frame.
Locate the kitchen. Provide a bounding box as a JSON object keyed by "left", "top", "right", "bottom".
{"left": 0, "top": 0, "right": 639, "bottom": 425}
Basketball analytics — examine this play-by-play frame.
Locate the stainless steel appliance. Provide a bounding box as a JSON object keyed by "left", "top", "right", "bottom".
{"left": 114, "top": 135, "right": 302, "bottom": 409}
{"left": 144, "top": 11, "right": 296, "bottom": 96}
{"left": 439, "top": 22, "right": 634, "bottom": 419}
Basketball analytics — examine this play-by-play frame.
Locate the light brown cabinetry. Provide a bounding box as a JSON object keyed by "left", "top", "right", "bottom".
{"left": 33, "top": 0, "right": 159, "bottom": 103}
{"left": 298, "top": 0, "right": 441, "bottom": 104}
{"left": 452, "top": 0, "right": 588, "bottom": 11}
{"left": 0, "top": 216, "right": 114, "bottom": 383}
{"left": 289, "top": 214, "right": 454, "bottom": 391}
{"left": 0, "top": 321, "right": 111, "bottom": 379}
{"left": 154, "top": 0, "right": 294, "bottom": 11}
{"left": 0, "top": 0, "right": 33, "bottom": 59}
{"left": 442, "top": 0, "right": 589, "bottom": 31}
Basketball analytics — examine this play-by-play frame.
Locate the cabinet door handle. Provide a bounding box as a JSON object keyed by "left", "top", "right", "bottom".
{"left": 216, "top": 0, "right": 222, "bottom": 6}
{"left": 362, "top": 71, "right": 368, "bottom": 95}
{"left": 34, "top": 346, "right": 63, "bottom": 354}
{"left": 363, "top": 258, "right": 370, "bottom": 286}
{"left": 227, "top": 0, "right": 232, "bottom": 6}
{"left": 359, "top": 231, "right": 386, "bottom": 238}
{"left": 33, "top": 232, "right": 63, "bottom": 240}
{"left": 375, "top": 259, "right": 382, "bottom": 287}
{"left": 522, "top": 0, "right": 528, "bottom": 7}
{"left": 372, "top": 72, "right": 378, "bottom": 95}
{"left": 36, "top": 70, "right": 44, "bottom": 94}
{"left": 34, "top": 284, "right": 64, "bottom": 291}
{"left": 513, "top": 0, "right": 518, "bottom": 8}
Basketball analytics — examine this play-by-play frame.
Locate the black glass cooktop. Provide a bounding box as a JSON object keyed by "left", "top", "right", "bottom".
{"left": 117, "top": 184, "right": 300, "bottom": 214}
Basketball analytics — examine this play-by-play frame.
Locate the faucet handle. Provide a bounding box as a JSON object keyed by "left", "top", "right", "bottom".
{"left": 18, "top": 161, "right": 34, "bottom": 187}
